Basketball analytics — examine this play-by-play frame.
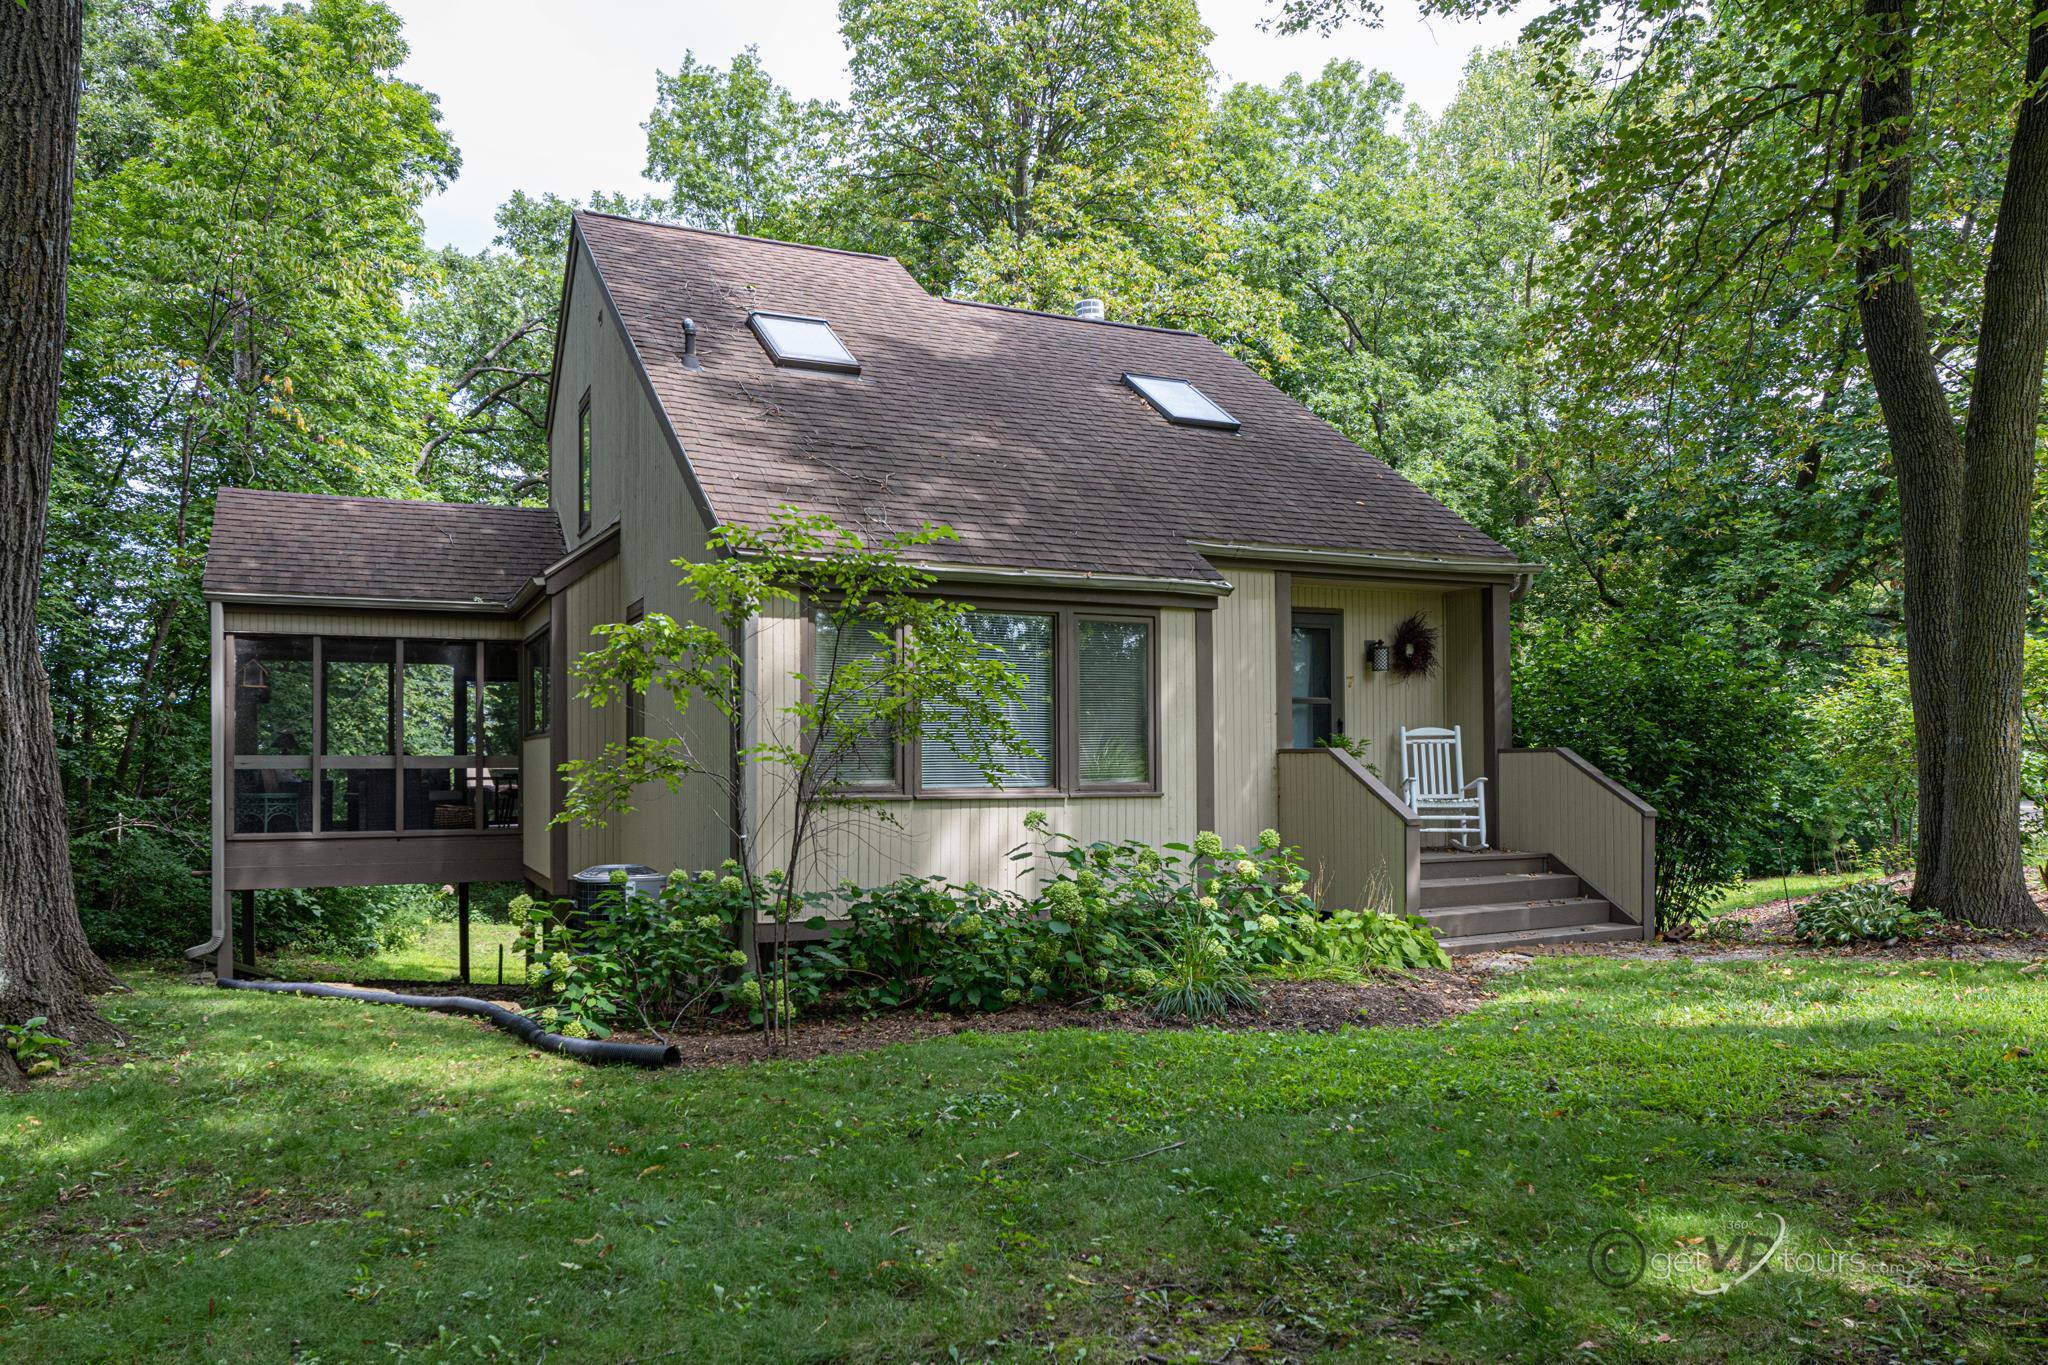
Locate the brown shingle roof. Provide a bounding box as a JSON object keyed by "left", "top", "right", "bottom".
{"left": 576, "top": 211, "right": 1517, "bottom": 583}
{"left": 204, "top": 488, "right": 564, "bottom": 607}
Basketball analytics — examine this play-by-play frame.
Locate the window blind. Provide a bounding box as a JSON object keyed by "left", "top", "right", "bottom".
{"left": 921, "top": 611, "right": 1053, "bottom": 788}
{"left": 1078, "top": 619, "right": 1150, "bottom": 784}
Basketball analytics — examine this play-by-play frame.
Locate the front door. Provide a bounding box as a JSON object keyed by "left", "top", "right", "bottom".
{"left": 1289, "top": 612, "right": 1344, "bottom": 748}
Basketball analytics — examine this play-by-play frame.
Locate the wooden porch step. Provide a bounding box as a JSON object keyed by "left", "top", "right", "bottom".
{"left": 1417, "top": 896, "right": 1615, "bottom": 938}
{"left": 1438, "top": 920, "right": 1643, "bottom": 954}
{"left": 1420, "top": 850, "right": 1552, "bottom": 879}
{"left": 1421, "top": 871, "right": 1582, "bottom": 910}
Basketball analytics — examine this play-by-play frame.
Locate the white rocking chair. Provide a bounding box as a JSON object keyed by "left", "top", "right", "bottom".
{"left": 1400, "top": 725, "right": 1488, "bottom": 850}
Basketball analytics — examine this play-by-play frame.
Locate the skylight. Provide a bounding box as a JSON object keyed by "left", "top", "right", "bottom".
{"left": 749, "top": 311, "right": 859, "bottom": 375}
{"left": 1123, "top": 374, "right": 1238, "bottom": 431}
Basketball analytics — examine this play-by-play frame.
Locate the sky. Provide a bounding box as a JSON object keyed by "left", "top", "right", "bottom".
{"left": 372, "top": 0, "right": 1534, "bottom": 253}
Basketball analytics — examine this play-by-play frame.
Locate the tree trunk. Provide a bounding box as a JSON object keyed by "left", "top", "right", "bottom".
{"left": 1941, "top": 0, "right": 2048, "bottom": 928}
{"left": 1854, "top": 0, "right": 1965, "bottom": 913}
{"left": 0, "top": 0, "right": 123, "bottom": 1087}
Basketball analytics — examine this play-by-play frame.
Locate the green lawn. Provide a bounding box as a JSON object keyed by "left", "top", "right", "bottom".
{"left": 3, "top": 958, "right": 2045, "bottom": 1361}
{"left": 1711, "top": 872, "right": 1867, "bottom": 915}
{"left": 268, "top": 919, "right": 524, "bottom": 985}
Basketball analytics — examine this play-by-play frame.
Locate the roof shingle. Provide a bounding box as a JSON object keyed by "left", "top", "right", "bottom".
{"left": 576, "top": 210, "right": 1517, "bottom": 583}
{"left": 204, "top": 489, "right": 564, "bottom": 607}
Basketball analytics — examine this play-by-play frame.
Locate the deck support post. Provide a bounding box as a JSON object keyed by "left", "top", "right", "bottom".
{"left": 239, "top": 889, "right": 256, "bottom": 968}
{"left": 458, "top": 882, "right": 471, "bottom": 984}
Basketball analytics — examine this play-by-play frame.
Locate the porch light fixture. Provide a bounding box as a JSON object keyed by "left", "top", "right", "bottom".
{"left": 1367, "top": 639, "right": 1390, "bottom": 673}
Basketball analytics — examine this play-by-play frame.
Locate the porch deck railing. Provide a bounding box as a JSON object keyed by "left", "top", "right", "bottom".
{"left": 1498, "top": 747, "right": 1657, "bottom": 938}
{"left": 1276, "top": 748, "right": 1422, "bottom": 917}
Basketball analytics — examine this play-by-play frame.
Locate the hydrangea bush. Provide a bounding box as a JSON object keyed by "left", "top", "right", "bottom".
{"left": 518, "top": 818, "right": 1454, "bottom": 1035}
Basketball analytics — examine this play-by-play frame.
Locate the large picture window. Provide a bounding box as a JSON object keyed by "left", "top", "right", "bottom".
{"left": 229, "top": 634, "right": 528, "bottom": 838}
{"left": 806, "top": 603, "right": 1159, "bottom": 797}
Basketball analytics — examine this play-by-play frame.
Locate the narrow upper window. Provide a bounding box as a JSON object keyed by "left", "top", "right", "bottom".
{"left": 749, "top": 312, "right": 860, "bottom": 375}
{"left": 577, "top": 392, "right": 592, "bottom": 533}
{"left": 1123, "top": 374, "right": 1238, "bottom": 431}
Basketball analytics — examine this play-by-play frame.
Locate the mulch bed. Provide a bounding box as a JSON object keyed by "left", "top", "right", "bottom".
{"left": 602, "top": 974, "right": 1491, "bottom": 1068}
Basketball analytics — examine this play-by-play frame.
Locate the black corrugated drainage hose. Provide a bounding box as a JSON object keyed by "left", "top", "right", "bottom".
{"left": 216, "top": 978, "right": 681, "bottom": 1068}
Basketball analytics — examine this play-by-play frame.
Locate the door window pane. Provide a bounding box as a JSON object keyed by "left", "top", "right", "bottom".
{"left": 321, "top": 767, "right": 395, "bottom": 832}
{"left": 814, "top": 609, "right": 897, "bottom": 786}
{"left": 234, "top": 638, "right": 313, "bottom": 756}
{"left": 1292, "top": 702, "right": 1333, "bottom": 750}
{"left": 403, "top": 642, "right": 477, "bottom": 756}
{"left": 1078, "top": 619, "right": 1151, "bottom": 785}
{"left": 321, "top": 639, "right": 393, "bottom": 756}
{"left": 1291, "top": 625, "right": 1331, "bottom": 699}
{"left": 922, "top": 612, "right": 1053, "bottom": 788}
{"left": 234, "top": 767, "right": 312, "bottom": 833}
{"left": 482, "top": 642, "right": 520, "bottom": 757}
{"left": 405, "top": 766, "right": 477, "bottom": 830}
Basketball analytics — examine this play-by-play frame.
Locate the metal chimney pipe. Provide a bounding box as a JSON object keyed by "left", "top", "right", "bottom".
{"left": 1073, "top": 298, "right": 1106, "bottom": 322}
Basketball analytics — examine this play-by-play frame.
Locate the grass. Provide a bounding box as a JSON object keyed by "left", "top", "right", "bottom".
{"left": 268, "top": 919, "right": 523, "bottom": 985}
{"left": 1711, "top": 871, "right": 1867, "bottom": 915}
{"left": 2, "top": 957, "right": 2045, "bottom": 1361}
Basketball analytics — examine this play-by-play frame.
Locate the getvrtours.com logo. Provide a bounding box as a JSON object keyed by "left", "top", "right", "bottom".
{"left": 1589, "top": 1215, "right": 1875, "bottom": 1294}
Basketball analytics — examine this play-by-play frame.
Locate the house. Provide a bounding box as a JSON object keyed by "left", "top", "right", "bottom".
{"left": 193, "top": 211, "right": 1655, "bottom": 977}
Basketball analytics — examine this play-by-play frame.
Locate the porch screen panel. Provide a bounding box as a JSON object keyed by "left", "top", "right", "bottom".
{"left": 402, "top": 641, "right": 479, "bottom": 831}
{"left": 320, "top": 639, "right": 396, "bottom": 831}
{"left": 234, "top": 638, "right": 313, "bottom": 756}
{"left": 921, "top": 611, "right": 1053, "bottom": 789}
{"left": 1078, "top": 619, "right": 1151, "bottom": 785}
{"left": 813, "top": 609, "right": 897, "bottom": 787}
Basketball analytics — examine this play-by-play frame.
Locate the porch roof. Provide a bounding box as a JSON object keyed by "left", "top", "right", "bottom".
{"left": 203, "top": 488, "right": 564, "bottom": 610}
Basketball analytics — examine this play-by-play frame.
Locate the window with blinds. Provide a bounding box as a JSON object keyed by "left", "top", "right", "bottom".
{"left": 921, "top": 611, "right": 1054, "bottom": 789}
{"left": 1078, "top": 618, "right": 1151, "bottom": 786}
{"left": 813, "top": 608, "right": 899, "bottom": 787}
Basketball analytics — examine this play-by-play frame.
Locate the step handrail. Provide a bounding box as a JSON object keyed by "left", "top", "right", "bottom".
{"left": 1276, "top": 747, "right": 1422, "bottom": 914}
{"left": 1497, "top": 747, "right": 1657, "bottom": 938}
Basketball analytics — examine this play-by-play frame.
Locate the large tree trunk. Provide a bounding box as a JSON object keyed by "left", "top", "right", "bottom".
{"left": 1854, "top": 0, "right": 1964, "bottom": 913}
{"left": 0, "top": 0, "right": 123, "bottom": 1087}
{"left": 1942, "top": 0, "right": 2048, "bottom": 928}
{"left": 1856, "top": 0, "right": 2048, "bottom": 929}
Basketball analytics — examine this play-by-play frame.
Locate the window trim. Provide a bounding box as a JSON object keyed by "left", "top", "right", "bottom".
{"left": 523, "top": 625, "right": 552, "bottom": 739}
{"left": 800, "top": 598, "right": 1161, "bottom": 801}
{"left": 576, "top": 391, "right": 592, "bottom": 535}
{"left": 624, "top": 598, "right": 645, "bottom": 742}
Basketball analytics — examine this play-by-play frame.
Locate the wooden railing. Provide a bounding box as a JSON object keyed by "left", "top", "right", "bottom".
{"left": 1498, "top": 747, "right": 1657, "bottom": 937}
{"left": 1276, "top": 748, "right": 1422, "bottom": 916}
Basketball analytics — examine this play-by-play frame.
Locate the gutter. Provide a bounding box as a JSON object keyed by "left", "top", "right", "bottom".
{"left": 206, "top": 590, "right": 519, "bottom": 614}
{"left": 1186, "top": 540, "right": 1545, "bottom": 580}
{"left": 887, "top": 559, "right": 1233, "bottom": 599}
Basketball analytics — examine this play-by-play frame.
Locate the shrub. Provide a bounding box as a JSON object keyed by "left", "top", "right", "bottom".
{"left": 1141, "top": 905, "right": 1263, "bottom": 1021}
{"left": 1514, "top": 608, "right": 1799, "bottom": 928}
{"left": 515, "top": 863, "right": 807, "bottom": 1037}
{"left": 71, "top": 825, "right": 208, "bottom": 959}
{"left": 1793, "top": 881, "right": 1943, "bottom": 946}
{"left": 1243, "top": 907, "right": 1452, "bottom": 977}
{"left": 836, "top": 876, "right": 1039, "bottom": 1011}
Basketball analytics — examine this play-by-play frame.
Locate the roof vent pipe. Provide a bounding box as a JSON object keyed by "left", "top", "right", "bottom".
{"left": 1073, "top": 298, "right": 1106, "bottom": 322}
{"left": 680, "top": 317, "right": 701, "bottom": 369}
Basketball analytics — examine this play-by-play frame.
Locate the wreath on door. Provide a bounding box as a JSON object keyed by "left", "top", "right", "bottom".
{"left": 1390, "top": 611, "right": 1437, "bottom": 680}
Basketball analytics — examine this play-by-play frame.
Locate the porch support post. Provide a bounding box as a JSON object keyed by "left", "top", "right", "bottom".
{"left": 458, "top": 882, "right": 471, "bottom": 983}
{"left": 1480, "top": 583, "right": 1511, "bottom": 842}
{"left": 239, "top": 889, "right": 256, "bottom": 969}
